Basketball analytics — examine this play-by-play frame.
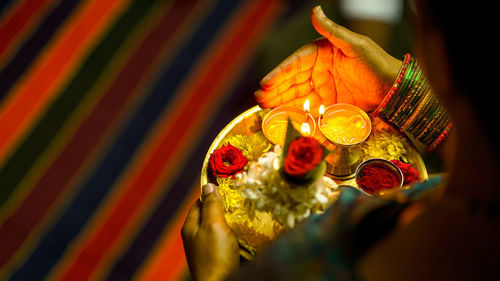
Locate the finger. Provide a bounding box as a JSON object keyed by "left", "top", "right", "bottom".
{"left": 254, "top": 89, "right": 269, "bottom": 107}
{"left": 260, "top": 43, "right": 317, "bottom": 90}
{"left": 295, "top": 68, "right": 313, "bottom": 84}
{"left": 255, "top": 68, "right": 313, "bottom": 108}
{"left": 280, "top": 80, "right": 313, "bottom": 104}
{"left": 200, "top": 184, "right": 226, "bottom": 226}
{"left": 181, "top": 199, "right": 202, "bottom": 240}
{"left": 255, "top": 89, "right": 281, "bottom": 108}
{"left": 256, "top": 76, "right": 296, "bottom": 106}
{"left": 311, "top": 6, "right": 359, "bottom": 53}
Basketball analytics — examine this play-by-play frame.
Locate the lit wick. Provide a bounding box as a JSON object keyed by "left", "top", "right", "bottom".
{"left": 303, "top": 99, "right": 310, "bottom": 113}
{"left": 301, "top": 122, "right": 311, "bottom": 135}
{"left": 302, "top": 99, "right": 311, "bottom": 124}
{"left": 319, "top": 104, "right": 325, "bottom": 120}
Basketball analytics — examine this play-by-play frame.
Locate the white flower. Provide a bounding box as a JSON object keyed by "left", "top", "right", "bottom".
{"left": 235, "top": 145, "right": 338, "bottom": 230}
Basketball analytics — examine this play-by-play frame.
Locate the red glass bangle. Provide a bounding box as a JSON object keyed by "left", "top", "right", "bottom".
{"left": 371, "top": 53, "right": 411, "bottom": 117}
{"left": 427, "top": 122, "right": 453, "bottom": 151}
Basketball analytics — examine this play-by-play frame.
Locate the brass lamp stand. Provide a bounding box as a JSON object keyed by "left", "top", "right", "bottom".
{"left": 318, "top": 103, "right": 372, "bottom": 180}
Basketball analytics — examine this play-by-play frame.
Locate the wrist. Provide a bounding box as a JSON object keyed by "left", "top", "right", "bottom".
{"left": 371, "top": 54, "right": 410, "bottom": 117}
{"left": 372, "top": 54, "right": 453, "bottom": 151}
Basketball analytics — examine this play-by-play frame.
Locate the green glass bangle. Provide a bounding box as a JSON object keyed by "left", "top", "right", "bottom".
{"left": 393, "top": 72, "right": 425, "bottom": 126}
{"left": 400, "top": 83, "right": 431, "bottom": 131}
{"left": 416, "top": 99, "right": 440, "bottom": 138}
{"left": 418, "top": 103, "right": 445, "bottom": 142}
{"left": 384, "top": 59, "right": 416, "bottom": 119}
{"left": 422, "top": 110, "right": 450, "bottom": 145}
{"left": 407, "top": 88, "right": 434, "bottom": 135}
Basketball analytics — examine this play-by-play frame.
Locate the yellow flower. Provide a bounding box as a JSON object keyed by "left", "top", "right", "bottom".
{"left": 363, "top": 130, "right": 407, "bottom": 160}
{"left": 217, "top": 177, "right": 245, "bottom": 212}
{"left": 222, "top": 132, "right": 272, "bottom": 162}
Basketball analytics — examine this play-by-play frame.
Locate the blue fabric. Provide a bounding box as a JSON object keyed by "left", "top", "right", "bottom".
{"left": 230, "top": 175, "right": 445, "bottom": 281}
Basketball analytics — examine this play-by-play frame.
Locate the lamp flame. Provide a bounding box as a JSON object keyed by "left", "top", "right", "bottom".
{"left": 303, "top": 99, "right": 310, "bottom": 113}
{"left": 319, "top": 105, "right": 325, "bottom": 117}
{"left": 301, "top": 123, "right": 311, "bottom": 135}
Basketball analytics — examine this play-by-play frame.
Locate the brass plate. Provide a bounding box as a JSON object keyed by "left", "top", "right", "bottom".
{"left": 200, "top": 105, "right": 428, "bottom": 259}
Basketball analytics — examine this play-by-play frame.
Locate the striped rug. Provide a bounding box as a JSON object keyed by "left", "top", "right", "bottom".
{"left": 0, "top": 0, "right": 322, "bottom": 280}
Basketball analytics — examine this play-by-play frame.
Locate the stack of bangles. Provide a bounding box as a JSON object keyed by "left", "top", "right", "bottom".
{"left": 371, "top": 53, "right": 453, "bottom": 151}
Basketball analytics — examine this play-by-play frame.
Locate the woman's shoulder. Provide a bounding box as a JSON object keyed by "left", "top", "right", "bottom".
{"left": 357, "top": 174, "right": 499, "bottom": 281}
{"left": 229, "top": 175, "right": 447, "bottom": 281}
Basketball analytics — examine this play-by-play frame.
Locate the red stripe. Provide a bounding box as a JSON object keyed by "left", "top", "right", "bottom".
{"left": 133, "top": 185, "right": 200, "bottom": 281}
{"left": 0, "top": 0, "right": 54, "bottom": 63}
{"left": 0, "top": 0, "right": 129, "bottom": 270}
{"left": 0, "top": 0, "right": 123, "bottom": 166}
{"left": 0, "top": 0, "right": 196, "bottom": 270}
{"left": 137, "top": 2, "right": 283, "bottom": 279}
{"left": 47, "top": 0, "right": 282, "bottom": 280}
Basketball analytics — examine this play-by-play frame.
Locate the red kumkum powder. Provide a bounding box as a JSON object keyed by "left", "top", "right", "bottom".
{"left": 356, "top": 163, "right": 400, "bottom": 194}
{"left": 391, "top": 159, "right": 420, "bottom": 186}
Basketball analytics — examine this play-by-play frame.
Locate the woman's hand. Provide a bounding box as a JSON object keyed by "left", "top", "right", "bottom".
{"left": 182, "top": 184, "right": 240, "bottom": 281}
{"left": 255, "top": 5, "right": 402, "bottom": 115}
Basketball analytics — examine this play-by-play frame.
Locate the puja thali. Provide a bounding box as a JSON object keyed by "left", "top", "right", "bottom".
{"left": 201, "top": 105, "right": 428, "bottom": 260}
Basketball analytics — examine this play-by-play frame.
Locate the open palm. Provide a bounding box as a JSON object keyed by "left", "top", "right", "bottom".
{"left": 255, "top": 6, "right": 401, "bottom": 117}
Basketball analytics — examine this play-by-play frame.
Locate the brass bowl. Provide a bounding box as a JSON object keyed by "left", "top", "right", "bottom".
{"left": 355, "top": 158, "right": 404, "bottom": 195}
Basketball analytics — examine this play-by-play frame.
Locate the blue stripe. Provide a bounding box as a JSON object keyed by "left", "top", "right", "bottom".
{"left": 0, "top": 0, "right": 82, "bottom": 101}
{"left": 6, "top": 0, "right": 241, "bottom": 280}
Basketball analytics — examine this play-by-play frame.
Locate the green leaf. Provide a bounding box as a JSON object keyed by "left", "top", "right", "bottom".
{"left": 279, "top": 118, "right": 302, "bottom": 167}
{"left": 280, "top": 118, "right": 329, "bottom": 187}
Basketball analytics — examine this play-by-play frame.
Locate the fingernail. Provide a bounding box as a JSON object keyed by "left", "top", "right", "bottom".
{"left": 202, "top": 183, "right": 214, "bottom": 196}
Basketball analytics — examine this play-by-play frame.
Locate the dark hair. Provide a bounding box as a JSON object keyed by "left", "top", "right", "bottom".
{"left": 419, "top": 1, "right": 497, "bottom": 149}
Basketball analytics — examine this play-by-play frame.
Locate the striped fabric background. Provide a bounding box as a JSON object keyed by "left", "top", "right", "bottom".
{"left": 0, "top": 0, "right": 332, "bottom": 280}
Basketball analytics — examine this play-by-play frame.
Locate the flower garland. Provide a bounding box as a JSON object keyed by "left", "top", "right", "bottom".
{"left": 363, "top": 129, "right": 407, "bottom": 160}
{"left": 208, "top": 127, "right": 338, "bottom": 230}
{"left": 209, "top": 123, "right": 337, "bottom": 233}
{"left": 235, "top": 143, "right": 337, "bottom": 229}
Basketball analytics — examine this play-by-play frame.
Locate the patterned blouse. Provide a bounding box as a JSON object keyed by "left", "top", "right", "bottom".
{"left": 227, "top": 175, "right": 445, "bottom": 281}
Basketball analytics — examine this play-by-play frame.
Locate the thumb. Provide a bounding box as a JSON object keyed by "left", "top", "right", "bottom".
{"left": 311, "top": 5, "right": 360, "bottom": 52}
{"left": 200, "top": 183, "right": 226, "bottom": 225}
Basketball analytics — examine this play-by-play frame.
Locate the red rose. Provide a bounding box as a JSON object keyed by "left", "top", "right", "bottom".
{"left": 284, "top": 137, "right": 323, "bottom": 177}
{"left": 209, "top": 143, "right": 248, "bottom": 178}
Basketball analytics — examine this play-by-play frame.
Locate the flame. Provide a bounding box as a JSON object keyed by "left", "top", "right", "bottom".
{"left": 300, "top": 123, "right": 311, "bottom": 135}
{"left": 303, "top": 99, "right": 310, "bottom": 113}
{"left": 319, "top": 104, "right": 325, "bottom": 116}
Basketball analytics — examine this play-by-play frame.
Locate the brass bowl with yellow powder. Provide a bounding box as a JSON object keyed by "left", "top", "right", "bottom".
{"left": 261, "top": 105, "right": 316, "bottom": 146}
{"left": 319, "top": 103, "right": 371, "bottom": 145}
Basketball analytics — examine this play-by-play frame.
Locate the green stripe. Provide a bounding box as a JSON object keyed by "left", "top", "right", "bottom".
{"left": 0, "top": 0, "right": 158, "bottom": 206}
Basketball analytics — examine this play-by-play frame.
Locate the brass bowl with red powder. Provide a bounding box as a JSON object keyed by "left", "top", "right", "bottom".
{"left": 355, "top": 158, "right": 404, "bottom": 196}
